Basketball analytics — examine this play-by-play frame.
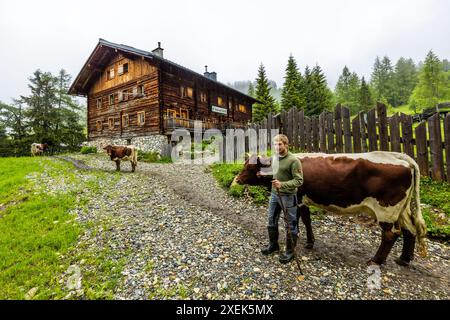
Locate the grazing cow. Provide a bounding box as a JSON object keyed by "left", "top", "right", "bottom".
{"left": 31, "top": 143, "right": 48, "bottom": 156}
{"left": 233, "top": 151, "right": 427, "bottom": 266}
{"left": 103, "top": 145, "right": 138, "bottom": 172}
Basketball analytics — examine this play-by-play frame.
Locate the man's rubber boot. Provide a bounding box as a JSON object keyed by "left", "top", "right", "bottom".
{"left": 279, "top": 234, "right": 298, "bottom": 264}
{"left": 261, "top": 227, "right": 279, "bottom": 255}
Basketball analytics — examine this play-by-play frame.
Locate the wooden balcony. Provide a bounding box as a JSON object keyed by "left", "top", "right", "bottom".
{"left": 163, "top": 116, "right": 247, "bottom": 134}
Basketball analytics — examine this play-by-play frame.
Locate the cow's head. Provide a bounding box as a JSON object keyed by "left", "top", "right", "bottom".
{"left": 233, "top": 154, "right": 272, "bottom": 186}
{"left": 103, "top": 145, "right": 114, "bottom": 156}
{"left": 41, "top": 143, "right": 49, "bottom": 150}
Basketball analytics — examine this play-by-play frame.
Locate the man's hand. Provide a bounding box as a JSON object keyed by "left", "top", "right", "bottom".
{"left": 272, "top": 179, "right": 281, "bottom": 189}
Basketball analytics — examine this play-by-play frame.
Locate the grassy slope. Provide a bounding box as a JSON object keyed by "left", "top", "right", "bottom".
{"left": 0, "top": 157, "right": 122, "bottom": 299}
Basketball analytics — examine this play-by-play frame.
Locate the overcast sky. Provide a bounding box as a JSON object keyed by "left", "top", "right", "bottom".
{"left": 1, "top": 0, "right": 449, "bottom": 103}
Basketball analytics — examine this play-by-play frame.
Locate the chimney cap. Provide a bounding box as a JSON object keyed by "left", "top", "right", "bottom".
{"left": 204, "top": 65, "right": 208, "bottom": 72}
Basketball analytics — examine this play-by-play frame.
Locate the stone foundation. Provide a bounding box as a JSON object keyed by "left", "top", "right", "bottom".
{"left": 83, "top": 135, "right": 168, "bottom": 154}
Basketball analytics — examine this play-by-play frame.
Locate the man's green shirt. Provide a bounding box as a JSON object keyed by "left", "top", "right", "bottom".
{"left": 272, "top": 152, "right": 304, "bottom": 195}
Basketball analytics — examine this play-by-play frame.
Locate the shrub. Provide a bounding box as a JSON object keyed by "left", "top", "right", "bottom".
{"left": 80, "top": 146, "right": 97, "bottom": 154}
{"left": 138, "top": 151, "right": 172, "bottom": 163}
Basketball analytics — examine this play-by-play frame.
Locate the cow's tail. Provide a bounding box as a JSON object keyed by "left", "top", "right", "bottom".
{"left": 395, "top": 153, "right": 428, "bottom": 257}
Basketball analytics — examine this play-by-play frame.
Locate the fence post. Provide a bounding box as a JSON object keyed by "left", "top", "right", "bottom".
{"left": 342, "top": 106, "right": 352, "bottom": 153}
{"left": 428, "top": 113, "right": 444, "bottom": 181}
{"left": 298, "top": 109, "right": 305, "bottom": 151}
{"left": 352, "top": 113, "right": 361, "bottom": 153}
{"left": 327, "top": 112, "right": 335, "bottom": 153}
{"left": 334, "top": 104, "right": 343, "bottom": 153}
{"left": 305, "top": 116, "right": 312, "bottom": 152}
{"left": 367, "top": 108, "right": 377, "bottom": 151}
{"left": 401, "top": 113, "right": 414, "bottom": 159}
{"left": 287, "top": 108, "right": 294, "bottom": 147}
{"left": 319, "top": 111, "right": 327, "bottom": 152}
{"left": 312, "top": 116, "right": 319, "bottom": 152}
{"left": 415, "top": 121, "right": 429, "bottom": 177}
{"left": 359, "top": 111, "right": 368, "bottom": 152}
{"left": 292, "top": 107, "right": 299, "bottom": 150}
{"left": 445, "top": 114, "right": 450, "bottom": 182}
{"left": 377, "top": 103, "right": 389, "bottom": 151}
{"left": 389, "top": 113, "right": 401, "bottom": 152}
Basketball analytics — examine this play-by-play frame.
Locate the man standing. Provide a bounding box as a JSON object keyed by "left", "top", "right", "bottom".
{"left": 260, "top": 134, "right": 304, "bottom": 263}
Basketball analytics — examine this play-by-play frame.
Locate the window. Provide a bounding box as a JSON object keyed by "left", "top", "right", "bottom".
{"left": 108, "top": 117, "right": 115, "bottom": 129}
{"left": 137, "top": 111, "right": 145, "bottom": 126}
{"left": 120, "top": 89, "right": 129, "bottom": 102}
{"left": 200, "top": 92, "right": 207, "bottom": 103}
{"left": 238, "top": 104, "right": 247, "bottom": 113}
{"left": 122, "top": 114, "right": 129, "bottom": 127}
{"left": 96, "top": 120, "right": 102, "bottom": 131}
{"left": 180, "top": 86, "right": 193, "bottom": 98}
{"left": 96, "top": 98, "right": 102, "bottom": 109}
{"left": 187, "top": 87, "right": 193, "bottom": 98}
{"left": 138, "top": 85, "right": 144, "bottom": 97}
{"left": 107, "top": 68, "right": 115, "bottom": 80}
{"left": 217, "top": 96, "right": 223, "bottom": 106}
{"left": 109, "top": 94, "right": 115, "bottom": 105}
{"left": 118, "top": 63, "right": 129, "bottom": 75}
{"left": 180, "top": 109, "right": 188, "bottom": 119}
{"left": 167, "top": 109, "right": 177, "bottom": 118}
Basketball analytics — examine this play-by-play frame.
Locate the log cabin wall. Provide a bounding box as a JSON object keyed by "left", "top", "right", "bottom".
{"left": 87, "top": 53, "right": 160, "bottom": 139}
{"left": 160, "top": 64, "right": 252, "bottom": 128}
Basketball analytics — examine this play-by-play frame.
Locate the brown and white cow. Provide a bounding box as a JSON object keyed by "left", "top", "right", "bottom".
{"left": 233, "top": 151, "right": 428, "bottom": 266}
{"left": 31, "top": 143, "right": 48, "bottom": 156}
{"left": 103, "top": 145, "right": 138, "bottom": 172}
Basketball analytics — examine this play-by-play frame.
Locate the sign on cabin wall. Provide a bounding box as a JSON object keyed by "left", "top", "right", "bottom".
{"left": 211, "top": 105, "right": 227, "bottom": 115}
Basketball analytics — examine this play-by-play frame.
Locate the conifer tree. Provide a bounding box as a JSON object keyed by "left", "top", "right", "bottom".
{"left": 334, "top": 66, "right": 361, "bottom": 113}
{"left": 394, "top": 57, "right": 418, "bottom": 106}
{"left": 253, "top": 64, "right": 277, "bottom": 122}
{"left": 359, "top": 77, "right": 373, "bottom": 112}
{"left": 281, "top": 55, "right": 304, "bottom": 110}
{"left": 247, "top": 82, "right": 255, "bottom": 98}
{"left": 409, "top": 50, "right": 450, "bottom": 111}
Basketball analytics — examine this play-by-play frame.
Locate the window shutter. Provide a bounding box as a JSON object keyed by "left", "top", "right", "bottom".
{"left": 118, "top": 64, "right": 123, "bottom": 75}
{"left": 133, "top": 86, "right": 138, "bottom": 97}
{"left": 118, "top": 91, "right": 123, "bottom": 102}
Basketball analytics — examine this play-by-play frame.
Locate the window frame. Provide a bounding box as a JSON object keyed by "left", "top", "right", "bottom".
{"left": 96, "top": 97, "right": 102, "bottom": 109}
{"left": 109, "top": 94, "right": 115, "bottom": 105}
{"left": 122, "top": 113, "right": 129, "bottom": 127}
{"left": 108, "top": 117, "right": 115, "bottom": 129}
{"left": 107, "top": 67, "right": 115, "bottom": 80}
{"left": 137, "top": 111, "right": 145, "bottom": 126}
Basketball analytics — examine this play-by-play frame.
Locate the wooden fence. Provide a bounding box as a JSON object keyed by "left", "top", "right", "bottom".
{"left": 246, "top": 103, "right": 450, "bottom": 183}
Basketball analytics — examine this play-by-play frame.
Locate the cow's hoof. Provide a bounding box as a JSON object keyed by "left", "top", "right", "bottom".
{"left": 304, "top": 242, "right": 314, "bottom": 249}
{"left": 394, "top": 257, "right": 410, "bottom": 267}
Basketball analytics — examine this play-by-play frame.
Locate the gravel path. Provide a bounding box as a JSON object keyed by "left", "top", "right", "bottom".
{"left": 57, "top": 154, "right": 449, "bottom": 300}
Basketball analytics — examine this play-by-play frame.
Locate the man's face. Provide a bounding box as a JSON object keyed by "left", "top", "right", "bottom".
{"left": 274, "top": 139, "right": 287, "bottom": 155}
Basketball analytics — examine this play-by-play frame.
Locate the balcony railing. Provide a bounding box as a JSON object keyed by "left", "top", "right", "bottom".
{"left": 163, "top": 116, "right": 247, "bottom": 133}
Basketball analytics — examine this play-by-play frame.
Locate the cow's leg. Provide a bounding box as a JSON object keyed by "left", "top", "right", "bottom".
{"left": 115, "top": 160, "right": 121, "bottom": 172}
{"left": 395, "top": 228, "right": 416, "bottom": 266}
{"left": 297, "top": 205, "right": 315, "bottom": 249}
{"left": 131, "top": 161, "right": 136, "bottom": 172}
{"left": 369, "top": 222, "right": 400, "bottom": 265}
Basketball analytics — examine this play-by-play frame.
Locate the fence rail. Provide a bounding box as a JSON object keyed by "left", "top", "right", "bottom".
{"left": 248, "top": 103, "right": 450, "bottom": 182}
